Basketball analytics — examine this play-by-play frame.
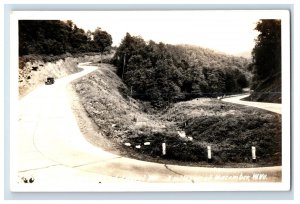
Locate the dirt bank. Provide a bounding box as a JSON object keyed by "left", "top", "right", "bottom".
{"left": 18, "top": 54, "right": 105, "bottom": 97}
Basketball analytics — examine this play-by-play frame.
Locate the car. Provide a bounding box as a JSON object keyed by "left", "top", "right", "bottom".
{"left": 45, "top": 77, "right": 55, "bottom": 85}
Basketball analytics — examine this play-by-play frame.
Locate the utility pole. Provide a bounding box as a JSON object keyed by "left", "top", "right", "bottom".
{"left": 129, "top": 86, "right": 133, "bottom": 105}
{"left": 122, "top": 54, "right": 126, "bottom": 79}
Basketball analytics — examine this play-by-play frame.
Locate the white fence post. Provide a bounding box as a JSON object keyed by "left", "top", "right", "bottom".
{"left": 207, "top": 146, "right": 212, "bottom": 162}
{"left": 162, "top": 143, "right": 166, "bottom": 155}
{"left": 252, "top": 146, "right": 256, "bottom": 162}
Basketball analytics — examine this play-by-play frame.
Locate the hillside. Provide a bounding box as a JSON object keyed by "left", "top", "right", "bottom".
{"left": 18, "top": 20, "right": 113, "bottom": 97}
{"left": 172, "top": 44, "right": 250, "bottom": 76}
{"left": 244, "top": 72, "right": 281, "bottom": 103}
{"left": 112, "top": 34, "right": 251, "bottom": 108}
{"left": 19, "top": 20, "right": 112, "bottom": 56}
{"left": 72, "top": 62, "right": 281, "bottom": 167}
{"left": 235, "top": 51, "right": 251, "bottom": 59}
{"left": 247, "top": 20, "right": 281, "bottom": 103}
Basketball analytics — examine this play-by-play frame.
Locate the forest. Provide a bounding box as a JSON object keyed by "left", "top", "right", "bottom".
{"left": 246, "top": 19, "right": 282, "bottom": 103}
{"left": 19, "top": 19, "right": 280, "bottom": 105}
{"left": 18, "top": 19, "right": 282, "bottom": 166}
{"left": 19, "top": 20, "right": 252, "bottom": 109}
{"left": 112, "top": 33, "right": 251, "bottom": 108}
{"left": 19, "top": 20, "right": 112, "bottom": 56}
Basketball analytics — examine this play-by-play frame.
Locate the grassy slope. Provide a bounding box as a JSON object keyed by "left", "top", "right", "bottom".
{"left": 73, "top": 63, "right": 282, "bottom": 167}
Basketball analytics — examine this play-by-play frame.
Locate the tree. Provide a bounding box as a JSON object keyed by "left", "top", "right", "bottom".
{"left": 19, "top": 20, "right": 114, "bottom": 56}
{"left": 93, "top": 27, "right": 113, "bottom": 61}
{"left": 69, "top": 25, "right": 88, "bottom": 52}
{"left": 252, "top": 20, "right": 281, "bottom": 80}
{"left": 113, "top": 33, "right": 146, "bottom": 78}
{"left": 112, "top": 33, "right": 250, "bottom": 108}
{"left": 19, "top": 20, "right": 71, "bottom": 55}
{"left": 246, "top": 19, "right": 281, "bottom": 103}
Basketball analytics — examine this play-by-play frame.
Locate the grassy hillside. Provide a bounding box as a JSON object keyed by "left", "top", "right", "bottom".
{"left": 73, "top": 63, "right": 281, "bottom": 167}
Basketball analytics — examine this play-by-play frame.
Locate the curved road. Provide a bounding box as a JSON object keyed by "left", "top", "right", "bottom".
{"left": 13, "top": 63, "right": 281, "bottom": 191}
{"left": 222, "top": 94, "right": 281, "bottom": 114}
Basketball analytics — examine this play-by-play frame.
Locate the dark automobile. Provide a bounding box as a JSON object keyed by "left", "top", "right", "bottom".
{"left": 45, "top": 77, "right": 55, "bottom": 85}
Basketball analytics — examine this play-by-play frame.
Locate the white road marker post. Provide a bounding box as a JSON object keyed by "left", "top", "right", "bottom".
{"left": 252, "top": 146, "right": 256, "bottom": 163}
{"left": 124, "top": 143, "right": 131, "bottom": 147}
{"left": 207, "top": 146, "right": 212, "bottom": 163}
{"left": 162, "top": 143, "right": 166, "bottom": 156}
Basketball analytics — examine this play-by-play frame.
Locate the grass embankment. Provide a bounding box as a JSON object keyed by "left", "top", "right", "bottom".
{"left": 73, "top": 63, "right": 281, "bottom": 167}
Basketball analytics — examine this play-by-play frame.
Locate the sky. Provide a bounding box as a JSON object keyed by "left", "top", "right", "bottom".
{"left": 71, "top": 11, "right": 260, "bottom": 57}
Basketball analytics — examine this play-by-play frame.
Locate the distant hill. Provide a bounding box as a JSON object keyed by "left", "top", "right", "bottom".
{"left": 174, "top": 44, "right": 251, "bottom": 77}
{"left": 235, "top": 51, "right": 251, "bottom": 59}
{"left": 112, "top": 33, "right": 252, "bottom": 108}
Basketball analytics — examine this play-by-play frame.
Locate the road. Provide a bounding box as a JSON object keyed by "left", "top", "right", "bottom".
{"left": 13, "top": 63, "right": 282, "bottom": 191}
{"left": 222, "top": 94, "right": 281, "bottom": 114}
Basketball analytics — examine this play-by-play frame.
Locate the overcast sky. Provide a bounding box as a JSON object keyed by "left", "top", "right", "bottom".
{"left": 70, "top": 11, "right": 260, "bottom": 57}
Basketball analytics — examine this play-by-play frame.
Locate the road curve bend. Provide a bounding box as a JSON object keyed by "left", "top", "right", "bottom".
{"left": 14, "top": 63, "right": 282, "bottom": 191}
{"left": 222, "top": 94, "right": 281, "bottom": 114}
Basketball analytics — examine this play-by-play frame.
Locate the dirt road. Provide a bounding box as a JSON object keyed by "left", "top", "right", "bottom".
{"left": 13, "top": 63, "right": 282, "bottom": 191}
{"left": 222, "top": 94, "right": 281, "bottom": 114}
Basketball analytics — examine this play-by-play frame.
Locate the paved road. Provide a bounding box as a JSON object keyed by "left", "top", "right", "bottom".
{"left": 222, "top": 94, "right": 281, "bottom": 114}
{"left": 13, "top": 63, "right": 282, "bottom": 191}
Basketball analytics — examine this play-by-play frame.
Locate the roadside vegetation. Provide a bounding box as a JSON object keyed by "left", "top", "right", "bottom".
{"left": 19, "top": 19, "right": 282, "bottom": 167}
{"left": 73, "top": 62, "right": 281, "bottom": 167}
{"left": 19, "top": 20, "right": 112, "bottom": 56}
{"left": 111, "top": 33, "right": 251, "bottom": 108}
{"left": 246, "top": 20, "right": 282, "bottom": 103}
{"left": 18, "top": 20, "right": 113, "bottom": 97}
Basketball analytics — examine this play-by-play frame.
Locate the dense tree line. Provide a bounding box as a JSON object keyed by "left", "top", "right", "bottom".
{"left": 112, "top": 33, "right": 250, "bottom": 108}
{"left": 248, "top": 19, "right": 281, "bottom": 103}
{"left": 19, "top": 20, "right": 112, "bottom": 56}
{"left": 251, "top": 19, "right": 281, "bottom": 82}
